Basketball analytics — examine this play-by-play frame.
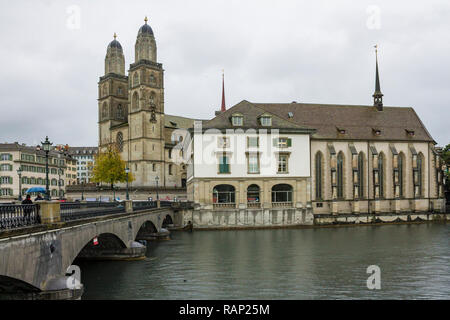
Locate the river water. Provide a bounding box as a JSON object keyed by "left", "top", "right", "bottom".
{"left": 77, "top": 223, "right": 449, "bottom": 300}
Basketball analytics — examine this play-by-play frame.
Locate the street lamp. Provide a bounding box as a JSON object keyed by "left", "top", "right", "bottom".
{"left": 155, "top": 176, "right": 159, "bottom": 201}
{"left": 57, "top": 153, "right": 62, "bottom": 200}
{"left": 125, "top": 167, "right": 130, "bottom": 200}
{"left": 17, "top": 167, "right": 23, "bottom": 202}
{"left": 40, "top": 136, "right": 52, "bottom": 201}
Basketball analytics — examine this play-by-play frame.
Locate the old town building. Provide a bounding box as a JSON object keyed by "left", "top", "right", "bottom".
{"left": 187, "top": 52, "right": 446, "bottom": 227}
{"left": 0, "top": 143, "right": 75, "bottom": 202}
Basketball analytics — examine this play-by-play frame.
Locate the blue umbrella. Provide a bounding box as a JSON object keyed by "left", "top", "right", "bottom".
{"left": 26, "top": 187, "right": 47, "bottom": 194}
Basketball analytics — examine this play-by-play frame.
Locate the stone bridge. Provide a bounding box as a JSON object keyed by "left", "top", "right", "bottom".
{"left": 0, "top": 206, "right": 178, "bottom": 299}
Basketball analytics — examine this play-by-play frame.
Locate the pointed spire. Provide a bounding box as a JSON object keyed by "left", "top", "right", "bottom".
{"left": 113, "top": 32, "right": 117, "bottom": 40}
{"left": 373, "top": 45, "right": 384, "bottom": 111}
{"left": 221, "top": 69, "right": 226, "bottom": 112}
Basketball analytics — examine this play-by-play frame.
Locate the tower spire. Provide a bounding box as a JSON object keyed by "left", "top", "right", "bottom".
{"left": 373, "top": 45, "right": 383, "bottom": 111}
{"left": 221, "top": 69, "right": 226, "bottom": 112}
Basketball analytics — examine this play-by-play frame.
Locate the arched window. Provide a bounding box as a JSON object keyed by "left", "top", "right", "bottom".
{"left": 51, "top": 179, "right": 57, "bottom": 186}
{"left": 378, "top": 153, "right": 384, "bottom": 198}
{"left": 102, "top": 102, "right": 108, "bottom": 119}
{"left": 272, "top": 184, "right": 293, "bottom": 203}
{"left": 415, "top": 153, "right": 424, "bottom": 197}
{"left": 398, "top": 153, "right": 405, "bottom": 197}
{"left": 213, "top": 184, "right": 235, "bottom": 204}
{"left": 116, "top": 132, "right": 124, "bottom": 152}
{"left": 152, "top": 163, "right": 156, "bottom": 172}
{"left": 337, "top": 152, "right": 344, "bottom": 199}
{"left": 149, "top": 73, "right": 156, "bottom": 85}
{"left": 315, "top": 152, "right": 323, "bottom": 200}
{"left": 357, "top": 152, "right": 364, "bottom": 199}
{"left": 117, "top": 104, "right": 123, "bottom": 119}
{"left": 247, "top": 184, "right": 260, "bottom": 204}
{"left": 132, "top": 92, "right": 139, "bottom": 110}
{"left": 150, "top": 92, "right": 155, "bottom": 106}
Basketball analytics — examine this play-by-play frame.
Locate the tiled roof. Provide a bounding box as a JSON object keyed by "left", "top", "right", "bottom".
{"left": 202, "top": 100, "right": 434, "bottom": 142}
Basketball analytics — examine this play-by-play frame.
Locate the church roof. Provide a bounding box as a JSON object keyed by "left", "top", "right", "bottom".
{"left": 202, "top": 100, "right": 435, "bottom": 142}
{"left": 253, "top": 102, "right": 435, "bottom": 142}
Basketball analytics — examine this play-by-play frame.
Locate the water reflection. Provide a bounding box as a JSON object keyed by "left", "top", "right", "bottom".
{"left": 78, "top": 223, "right": 450, "bottom": 300}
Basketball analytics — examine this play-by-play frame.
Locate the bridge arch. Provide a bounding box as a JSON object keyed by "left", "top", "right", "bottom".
{"left": 0, "top": 275, "right": 41, "bottom": 294}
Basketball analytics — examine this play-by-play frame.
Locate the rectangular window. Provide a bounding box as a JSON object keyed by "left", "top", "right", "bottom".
{"left": 218, "top": 155, "right": 230, "bottom": 174}
{"left": 277, "top": 154, "right": 288, "bottom": 173}
{"left": 232, "top": 116, "right": 243, "bottom": 126}
{"left": 247, "top": 137, "right": 259, "bottom": 148}
{"left": 248, "top": 154, "right": 259, "bottom": 174}
{"left": 260, "top": 116, "right": 272, "bottom": 126}
{"left": 273, "top": 137, "right": 292, "bottom": 148}
{"left": 218, "top": 136, "right": 230, "bottom": 148}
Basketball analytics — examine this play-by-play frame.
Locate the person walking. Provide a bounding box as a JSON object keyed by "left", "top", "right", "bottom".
{"left": 21, "top": 194, "right": 33, "bottom": 220}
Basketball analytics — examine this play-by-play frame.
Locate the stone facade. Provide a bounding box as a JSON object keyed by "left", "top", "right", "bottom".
{"left": 98, "top": 18, "right": 194, "bottom": 190}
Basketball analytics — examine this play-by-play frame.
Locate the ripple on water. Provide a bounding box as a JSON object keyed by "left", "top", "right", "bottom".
{"left": 79, "top": 224, "right": 450, "bottom": 300}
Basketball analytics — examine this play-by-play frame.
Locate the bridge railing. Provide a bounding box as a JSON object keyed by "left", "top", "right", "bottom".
{"left": 0, "top": 204, "right": 40, "bottom": 230}
{"left": 60, "top": 202, "right": 126, "bottom": 222}
{"left": 133, "top": 201, "right": 157, "bottom": 211}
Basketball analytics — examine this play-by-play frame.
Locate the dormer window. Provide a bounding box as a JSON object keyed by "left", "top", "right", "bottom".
{"left": 337, "top": 127, "right": 346, "bottom": 134}
{"left": 405, "top": 129, "right": 415, "bottom": 137}
{"left": 373, "top": 128, "right": 381, "bottom": 136}
{"left": 260, "top": 116, "right": 272, "bottom": 126}
{"left": 231, "top": 114, "right": 243, "bottom": 126}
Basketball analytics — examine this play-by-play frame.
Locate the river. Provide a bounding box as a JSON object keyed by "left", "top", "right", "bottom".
{"left": 77, "top": 223, "right": 449, "bottom": 299}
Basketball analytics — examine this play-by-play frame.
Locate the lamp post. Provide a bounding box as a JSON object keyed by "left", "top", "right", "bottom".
{"left": 57, "top": 153, "right": 62, "bottom": 200}
{"left": 81, "top": 178, "right": 85, "bottom": 201}
{"left": 155, "top": 176, "right": 159, "bottom": 201}
{"left": 17, "top": 167, "right": 22, "bottom": 201}
{"left": 125, "top": 167, "right": 130, "bottom": 200}
{"left": 40, "top": 136, "right": 52, "bottom": 201}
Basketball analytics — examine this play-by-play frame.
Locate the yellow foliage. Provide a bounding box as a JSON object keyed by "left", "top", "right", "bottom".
{"left": 92, "top": 145, "right": 134, "bottom": 188}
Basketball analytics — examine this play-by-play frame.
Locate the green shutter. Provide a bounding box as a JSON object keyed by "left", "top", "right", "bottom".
{"left": 287, "top": 138, "right": 292, "bottom": 147}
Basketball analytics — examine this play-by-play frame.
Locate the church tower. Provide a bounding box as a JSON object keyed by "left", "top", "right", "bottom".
{"left": 99, "top": 34, "right": 129, "bottom": 150}
{"left": 127, "top": 17, "right": 166, "bottom": 187}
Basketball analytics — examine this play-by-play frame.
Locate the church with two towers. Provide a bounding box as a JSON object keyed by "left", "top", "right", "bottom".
{"left": 98, "top": 17, "right": 194, "bottom": 189}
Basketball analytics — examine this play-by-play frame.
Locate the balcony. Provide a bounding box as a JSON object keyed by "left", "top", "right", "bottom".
{"left": 272, "top": 201, "right": 293, "bottom": 208}
{"left": 213, "top": 203, "right": 236, "bottom": 209}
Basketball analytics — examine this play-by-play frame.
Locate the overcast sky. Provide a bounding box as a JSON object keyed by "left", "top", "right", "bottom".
{"left": 0, "top": 0, "right": 448, "bottom": 147}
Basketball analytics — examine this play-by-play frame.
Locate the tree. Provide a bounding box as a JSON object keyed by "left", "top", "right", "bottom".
{"left": 92, "top": 146, "right": 134, "bottom": 198}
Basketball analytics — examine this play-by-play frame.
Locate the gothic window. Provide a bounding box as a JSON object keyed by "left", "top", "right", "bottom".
{"left": 169, "top": 164, "right": 173, "bottom": 175}
{"left": 152, "top": 163, "right": 156, "bottom": 171}
{"left": 337, "top": 152, "right": 344, "bottom": 199}
{"left": 150, "top": 73, "right": 156, "bottom": 85}
{"left": 150, "top": 92, "right": 156, "bottom": 106}
{"left": 414, "top": 153, "right": 424, "bottom": 197}
{"left": 117, "top": 104, "right": 123, "bottom": 119}
{"left": 132, "top": 92, "right": 139, "bottom": 110}
{"left": 102, "top": 102, "right": 108, "bottom": 119}
{"left": 357, "top": 152, "right": 364, "bottom": 199}
{"left": 116, "top": 132, "right": 124, "bottom": 152}
{"left": 133, "top": 72, "right": 139, "bottom": 86}
{"left": 117, "top": 87, "right": 123, "bottom": 95}
{"left": 378, "top": 153, "right": 384, "bottom": 198}
{"left": 398, "top": 153, "right": 405, "bottom": 197}
{"left": 315, "top": 152, "right": 323, "bottom": 200}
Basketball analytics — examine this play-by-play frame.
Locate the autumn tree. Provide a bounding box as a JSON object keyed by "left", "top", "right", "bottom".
{"left": 92, "top": 146, "right": 134, "bottom": 195}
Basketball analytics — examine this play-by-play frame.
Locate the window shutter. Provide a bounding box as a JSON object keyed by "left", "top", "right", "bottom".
{"left": 273, "top": 138, "right": 278, "bottom": 147}
{"left": 287, "top": 138, "right": 292, "bottom": 147}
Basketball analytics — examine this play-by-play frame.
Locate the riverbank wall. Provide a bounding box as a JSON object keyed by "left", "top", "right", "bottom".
{"left": 176, "top": 204, "right": 449, "bottom": 230}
